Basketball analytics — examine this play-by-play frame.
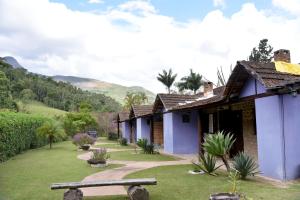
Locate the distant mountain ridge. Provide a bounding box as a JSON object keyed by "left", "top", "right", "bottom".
{"left": 52, "top": 75, "right": 156, "bottom": 104}
{"left": 2, "top": 56, "right": 24, "bottom": 68}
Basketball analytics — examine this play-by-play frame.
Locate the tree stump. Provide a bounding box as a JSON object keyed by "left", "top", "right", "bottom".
{"left": 127, "top": 185, "right": 149, "bottom": 200}
{"left": 63, "top": 189, "right": 83, "bottom": 200}
{"left": 209, "top": 193, "right": 240, "bottom": 200}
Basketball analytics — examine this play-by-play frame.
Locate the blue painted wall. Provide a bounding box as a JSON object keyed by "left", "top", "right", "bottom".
{"left": 136, "top": 117, "right": 151, "bottom": 142}
{"left": 240, "top": 77, "right": 266, "bottom": 98}
{"left": 255, "top": 95, "right": 285, "bottom": 180}
{"left": 121, "top": 121, "right": 131, "bottom": 142}
{"left": 282, "top": 94, "right": 300, "bottom": 180}
{"left": 163, "top": 111, "right": 199, "bottom": 154}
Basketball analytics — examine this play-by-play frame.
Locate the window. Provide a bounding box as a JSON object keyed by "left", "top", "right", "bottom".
{"left": 182, "top": 114, "right": 190, "bottom": 123}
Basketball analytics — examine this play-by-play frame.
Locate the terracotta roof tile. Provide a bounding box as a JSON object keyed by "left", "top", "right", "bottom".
{"left": 118, "top": 112, "right": 130, "bottom": 122}
{"left": 131, "top": 105, "right": 153, "bottom": 118}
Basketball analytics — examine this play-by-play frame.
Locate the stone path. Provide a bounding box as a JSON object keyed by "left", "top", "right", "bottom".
{"left": 77, "top": 150, "right": 193, "bottom": 197}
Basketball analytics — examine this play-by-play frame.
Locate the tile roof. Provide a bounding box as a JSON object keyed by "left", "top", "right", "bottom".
{"left": 131, "top": 105, "right": 153, "bottom": 118}
{"left": 118, "top": 112, "right": 130, "bottom": 122}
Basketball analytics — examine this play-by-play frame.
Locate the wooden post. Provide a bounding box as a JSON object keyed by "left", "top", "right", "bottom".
{"left": 117, "top": 120, "right": 120, "bottom": 138}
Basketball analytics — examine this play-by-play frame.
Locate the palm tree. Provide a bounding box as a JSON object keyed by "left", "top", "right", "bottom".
{"left": 123, "top": 92, "right": 148, "bottom": 110}
{"left": 157, "top": 69, "right": 177, "bottom": 94}
{"left": 37, "top": 121, "right": 66, "bottom": 149}
{"left": 176, "top": 69, "right": 203, "bottom": 94}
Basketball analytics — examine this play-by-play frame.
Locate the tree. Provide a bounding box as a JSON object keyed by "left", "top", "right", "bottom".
{"left": 249, "top": 39, "right": 273, "bottom": 63}
{"left": 176, "top": 69, "right": 203, "bottom": 94}
{"left": 157, "top": 69, "right": 177, "bottom": 94}
{"left": 0, "top": 70, "right": 14, "bottom": 109}
{"left": 79, "top": 101, "right": 93, "bottom": 113}
{"left": 63, "top": 112, "right": 97, "bottom": 136}
{"left": 37, "top": 121, "right": 65, "bottom": 149}
{"left": 20, "top": 89, "right": 36, "bottom": 102}
{"left": 123, "top": 92, "right": 148, "bottom": 110}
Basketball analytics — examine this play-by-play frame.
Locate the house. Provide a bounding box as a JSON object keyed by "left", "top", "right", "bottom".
{"left": 169, "top": 49, "right": 300, "bottom": 181}
{"left": 117, "top": 112, "right": 130, "bottom": 142}
{"left": 129, "top": 105, "right": 153, "bottom": 143}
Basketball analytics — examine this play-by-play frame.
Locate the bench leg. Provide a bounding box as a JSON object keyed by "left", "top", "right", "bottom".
{"left": 63, "top": 188, "right": 83, "bottom": 200}
{"left": 127, "top": 185, "right": 149, "bottom": 200}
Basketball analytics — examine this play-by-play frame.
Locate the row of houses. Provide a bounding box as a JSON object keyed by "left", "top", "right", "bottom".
{"left": 117, "top": 49, "right": 300, "bottom": 181}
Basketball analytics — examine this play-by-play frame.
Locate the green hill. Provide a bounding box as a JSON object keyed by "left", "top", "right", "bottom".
{"left": 17, "top": 101, "right": 67, "bottom": 117}
{"left": 52, "top": 75, "right": 156, "bottom": 104}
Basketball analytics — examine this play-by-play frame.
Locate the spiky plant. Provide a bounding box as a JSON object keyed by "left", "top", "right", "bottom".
{"left": 193, "top": 153, "right": 222, "bottom": 175}
{"left": 203, "top": 131, "right": 235, "bottom": 172}
{"left": 233, "top": 152, "right": 259, "bottom": 180}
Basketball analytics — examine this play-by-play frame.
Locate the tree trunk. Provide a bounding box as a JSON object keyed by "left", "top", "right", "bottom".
{"left": 221, "top": 156, "right": 230, "bottom": 172}
{"left": 49, "top": 136, "right": 53, "bottom": 149}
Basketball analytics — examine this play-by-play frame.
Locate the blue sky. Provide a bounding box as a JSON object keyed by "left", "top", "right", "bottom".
{"left": 51, "top": 0, "right": 272, "bottom": 21}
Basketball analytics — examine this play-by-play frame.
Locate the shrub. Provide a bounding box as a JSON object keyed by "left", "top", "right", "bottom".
{"left": 118, "top": 138, "right": 128, "bottom": 146}
{"left": 137, "top": 138, "right": 155, "bottom": 154}
{"left": 233, "top": 152, "right": 259, "bottom": 180}
{"left": 203, "top": 131, "right": 235, "bottom": 172}
{"left": 193, "top": 153, "right": 222, "bottom": 175}
{"left": 72, "top": 133, "right": 96, "bottom": 147}
{"left": 0, "top": 112, "right": 49, "bottom": 162}
{"left": 88, "top": 148, "right": 110, "bottom": 164}
{"left": 107, "top": 132, "right": 118, "bottom": 141}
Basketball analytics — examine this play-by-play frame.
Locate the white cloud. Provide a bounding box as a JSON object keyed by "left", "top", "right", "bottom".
{"left": 213, "top": 0, "right": 226, "bottom": 8}
{"left": 272, "top": 0, "right": 300, "bottom": 16}
{"left": 87, "top": 0, "right": 103, "bottom": 4}
{"left": 0, "top": 0, "right": 300, "bottom": 94}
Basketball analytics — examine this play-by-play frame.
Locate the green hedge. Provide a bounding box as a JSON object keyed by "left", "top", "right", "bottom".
{"left": 0, "top": 112, "right": 49, "bottom": 162}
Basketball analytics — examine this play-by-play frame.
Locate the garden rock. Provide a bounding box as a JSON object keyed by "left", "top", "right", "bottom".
{"left": 64, "top": 189, "right": 83, "bottom": 200}
{"left": 209, "top": 193, "right": 240, "bottom": 200}
{"left": 127, "top": 186, "right": 149, "bottom": 200}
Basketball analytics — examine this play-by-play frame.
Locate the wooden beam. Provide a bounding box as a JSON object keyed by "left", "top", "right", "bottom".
{"left": 51, "top": 178, "right": 157, "bottom": 190}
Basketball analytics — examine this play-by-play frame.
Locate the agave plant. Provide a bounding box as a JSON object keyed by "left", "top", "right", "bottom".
{"left": 203, "top": 131, "right": 235, "bottom": 172}
{"left": 193, "top": 153, "right": 222, "bottom": 175}
{"left": 233, "top": 152, "right": 259, "bottom": 180}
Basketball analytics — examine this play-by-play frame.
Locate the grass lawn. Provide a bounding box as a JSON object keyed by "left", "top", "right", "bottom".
{"left": 87, "top": 165, "right": 300, "bottom": 200}
{"left": 0, "top": 141, "right": 122, "bottom": 200}
{"left": 94, "top": 143, "right": 135, "bottom": 150}
{"left": 109, "top": 151, "right": 178, "bottom": 162}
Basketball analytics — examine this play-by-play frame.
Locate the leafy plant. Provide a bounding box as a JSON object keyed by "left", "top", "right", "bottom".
{"left": 88, "top": 148, "right": 110, "bottom": 164}
{"left": 107, "top": 132, "right": 118, "bottom": 141}
{"left": 72, "top": 133, "right": 96, "bottom": 147}
{"left": 228, "top": 170, "right": 240, "bottom": 194}
{"left": 203, "top": 131, "right": 235, "bottom": 172}
{"left": 137, "top": 138, "right": 155, "bottom": 154}
{"left": 193, "top": 153, "right": 222, "bottom": 175}
{"left": 37, "top": 120, "right": 66, "bottom": 149}
{"left": 233, "top": 152, "right": 259, "bottom": 180}
{"left": 118, "top": 138, "right": 128, "bottom": 146}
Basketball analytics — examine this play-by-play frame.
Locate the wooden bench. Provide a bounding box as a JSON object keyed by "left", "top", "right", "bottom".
{"left": 51, "top": 178, "right": 157, "bottom": 200}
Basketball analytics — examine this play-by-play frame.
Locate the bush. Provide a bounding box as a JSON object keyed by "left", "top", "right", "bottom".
{"left": 107, "top": 132, "right": 118, "bottom": 141}
{"left": 203, "top": 131, "right": 235, "bottom": 172}
{"left": 233, "top": 152, "right": 259, "bottom": 180}
{"left": 88, "top": 148, "right": 110, "bottom": 164}
{"left": 118, "top": 138, "right": 128, "bottom": 146}
{"left": 72, "top": 133, "right": 96, "bottom": 147}
{"left": 193, "top": 153, "right": 222, "bottom": 175}
{"left": 137, "top": 138, "right": 155, "bottom": 154}
{"left": 0, "top": 112, "right": 49, "bottom": 162}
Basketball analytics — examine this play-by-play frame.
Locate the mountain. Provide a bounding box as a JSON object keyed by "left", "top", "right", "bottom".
{"left": 52, "top": 75, "right": 156, "bottom": 104}
{"left": 2, "top": 56, "right": 24, "bottom": 68}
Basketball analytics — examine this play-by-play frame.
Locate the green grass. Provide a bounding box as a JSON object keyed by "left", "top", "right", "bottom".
{"left": 95, "top": 143, "right": 135, "bottom": 149}
{"left": 88, "top": 165, "right": 300, "bottom": 200}
{"left": 0, "top": 141, "right": 122, "bottom": 200}
{"left": 109, "top": 151, "right": 178, "bottom": 162}
{"left": 18, "top": 100, "right": 67, "bottom": 117}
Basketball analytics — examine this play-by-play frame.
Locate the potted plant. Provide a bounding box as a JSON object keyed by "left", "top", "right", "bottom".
{"left": 72, "top": 133, "right": 96, "bottom": 150}
{"left": 87, "top": 148, "right": 110, "bottom": 167}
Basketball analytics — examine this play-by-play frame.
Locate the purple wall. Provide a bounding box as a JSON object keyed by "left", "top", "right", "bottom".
{"left": 239, "top": 77, "right": 266, "bottom": 98}
{"left": 282, "top": 94, "right": 300, "bottom": 180}
{"left": 121, "top": 121, "right": 131, "bottom": 142}
{"left": 136, "top": 117, "right": 151, "bottom": 142}
{"left": 163, "top": 110, "right": 199, "bottom": 154}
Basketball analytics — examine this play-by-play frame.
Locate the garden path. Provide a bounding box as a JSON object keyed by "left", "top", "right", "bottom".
{"left": 77, "top": 150, "right": 193, "bottom": 197}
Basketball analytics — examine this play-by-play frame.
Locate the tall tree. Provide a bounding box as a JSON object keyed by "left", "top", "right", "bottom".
{"left": 249, "top": 39, "right": 273, "bottom": 63}
{"left": 157, "top": 69, "right": 177, "bottom": 94}
{"left": 176, "top": 69, "right": 203, "bottom": 94}
{"left": 123, "top": 92, "right": 148, "bottom": 110}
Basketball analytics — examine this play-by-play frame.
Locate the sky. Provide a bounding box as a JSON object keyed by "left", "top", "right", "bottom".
{"left": 0, "top": 0, "right": 300, "bottom": 93}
